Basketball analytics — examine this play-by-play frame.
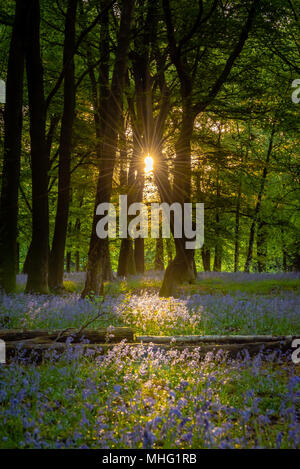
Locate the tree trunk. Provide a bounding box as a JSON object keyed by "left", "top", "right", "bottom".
{"left": 16, "top": 242, "right": 20, "bottom": 275}
{"left": 234, "top": 182, "right": 241, "bottom": 272}
{"left": 159, "top": 238, "right": 195, "bottom": 297}
{"left": 49, "top": 0, "right": 77, "bottom": 290}
{"left": 257, "top": 221, "right": 267, "bottom": 272}
{"left": 75, "top": 251, "right": 80, "bottom": 272}
{"left": 201, "top": 247, "right": 211, "bottom": 272}
{"left": 154, "top": 237, "right": 164, "bottom": 271}
{"left": 103, "top": 239, "right": 113, "bottom": 281}
{"left": 213, "top": 245, "right": 222, "bottom": 272}
{"left": 244, "top": 127, "right": 275, "bottom": 273}
{"left": 82, "top": 0, "right": 134, "bottom": 297}
{"left": 134, "top": 238, "right": 145, "bottom": 274}
{"left": 166, "top": 238, "right": 173, "bottom": 264}
{"left": 159, "top": 109, "right": 196, "bottom": 297}
{"left": 66, "top": 252, "right": 71, "bottom": 273}
{"left": 117, "top": 238, "right": 136, "bottom": 277}
{"left": 0, "top": 0, "right": 29, "bottom": 292}
{"left": 22, "top": 242, "right": 32, "bottom": 274}
{"left": 25, "top": 0, "right": 49, "bottom": 294}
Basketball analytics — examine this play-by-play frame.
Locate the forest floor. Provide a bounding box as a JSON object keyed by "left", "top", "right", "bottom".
{"left": 0, "top": 271, "right": 299, "bottom": 448}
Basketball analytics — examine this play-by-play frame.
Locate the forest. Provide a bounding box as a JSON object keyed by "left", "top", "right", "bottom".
{"left": 0, "top": 0, "right": 300, "bottom": 452}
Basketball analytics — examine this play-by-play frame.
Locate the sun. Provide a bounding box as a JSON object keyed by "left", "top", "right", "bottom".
{"left": 144, "top": 155, "right": 154, "bottom": 174}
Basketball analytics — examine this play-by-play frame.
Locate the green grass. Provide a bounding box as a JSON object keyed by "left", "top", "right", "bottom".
{"left": 182, "top": 278, "right": 300, "bottom": 296}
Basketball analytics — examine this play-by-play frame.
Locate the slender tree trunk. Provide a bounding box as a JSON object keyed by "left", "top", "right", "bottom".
{"left": 23, "top": 242, "right": 32, "bottom": 274}
{"left": 159, "top": 109, "right": 196, "bottom": 297}
{"left": 0, "top": 1, "right": 29, "bottom": 292}
{"left": 154, "top": 238, "right": 164, "bottom": 271}
{"left": 201, "top": 247, "right": 211, "bottom": 271}
{"left": 283, "top": 249, "right": 288, "bottom": 272}
{"left": 293, "top": 247, "right": 300, "bottom": 272}
{"left": 119, "top": 111, "right": 128, "bottom": 188}
{"left": 103, "top": 239, "right": 113, "bottom": 281}
{"left": 25, "top": 0, "right": 49, "bottom": 294}
{"left": 49, "top": 0, "right": 77, "bottom": 290}
{"left": 117, "top": 238, "right": 136, "bottom": 277}
{"left": 75, "top": 251, "right": 80, "bottom": 272}
{"left": 166, "top": 238, "right": 173, "bottom": 264}
{"left": 154, "top": 214, "right": 164, "bottom": 271}
{"left": 257, "top": 220, "right": 267, "bottom": 272}
{"left": 214, "top": 164, "right": 222, "bottom": 272}
{"left": 82, "top": 0, "right": 135, "bottom": 297}
{"left": 244, "top": 128, "right": 275, "bottom": 273}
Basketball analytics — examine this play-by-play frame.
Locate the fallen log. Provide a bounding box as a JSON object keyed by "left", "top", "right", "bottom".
{"left": 4, "top": 339, "right": 294, "bottom": 363}
{"left": 0, "top": 327, "right": 134, "bottom": 343}
{"left": 137, "top": 335, "right": 297, "bottom": 345}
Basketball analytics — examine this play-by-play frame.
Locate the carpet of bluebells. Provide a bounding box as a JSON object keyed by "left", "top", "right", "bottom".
{"left": 0, "top": 272, "right": 300, "bottom": 448}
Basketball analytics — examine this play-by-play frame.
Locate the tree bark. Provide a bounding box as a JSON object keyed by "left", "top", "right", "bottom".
{"left": 159, "top": 0, "right": 259, "bottom": 295}
{"left": 49, "top": 0, "right": 77, "bottom": 290}
{"left": 25, "top": 0, "right": 49, "bottom": 294}
{"left": 159, "top": 110, "right": 197, "bottom": 297}
{"left": 234, "top": 181, "right": 241, "bottom": 272}
{"left": 75, "top": 251, "right": 80, "bottom": 272}
{"left": 154, "top": 237, "right": 164, "bottom": 271}
{"left": 117, "top": 238, "right": 136, "bottom": 277}
{"left": 66, "top": 252, "right": 71, "bottom": 273}
{"left": 82, "top": 0, "right": 135, "bottom": 297}
{"left": 0, "top": 0, "right": 29, "bottom": 292}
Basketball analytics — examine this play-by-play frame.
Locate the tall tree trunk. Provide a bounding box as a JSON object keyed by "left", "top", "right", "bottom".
{"left": 244, "top": 128, "right": 275, "bottom": 273}
{"left": 257, "top": 220, "right": 267, "bottom": 272}
{"left": 134, "top": 238, "right": 145, "bottom": 274}
{"left": 214, "top": 162, "right": 222, "bottom": 272}
{"left": 154, "top": 238, "right": 164, "bottom": 271}
{"left": 213, "top": 245, "right": 222, "bottom": 272}
{"left": 16, "top": 242, "right": 20, "bottom": 275}
{"left": 74, "top": 214, "right": 81, "bottom": 272}
{"left": 282, "top": 230, "right": 288, "bottom": 272}
{"left": 75, "top": 251, "right": 80, "bottom": 272}
{"left": 23, "top": 242, "right": 32, "bottom": 274}
{"left": 0, "top": 1, "right": 29, "bottom": 292}
{"left": 159, "top": 109, "right": 196, "bottom": 297}
{"left": 49, "top": 0, "right": 77, "bottom": 290}
{"left": 234, "top": 181, "right": 241, "bottom": 272}
{"left": 154, "top": 214, "right": 164, "bottom": 271}
{"left": 117, "top": 238, "right": 136, "bottom": 277}
{"left": 159, "top": 0, "right": 258, "bottom": 295}
{"left": 201, "top": 247, "right": 211, "bottom": 271}
{"left": 82, "top": 0, "right": 135, "bottom": 297}
{"left": 66, "top": 252, "right": 71, "bottom": 273}
{"left": 25, "top": 0, "right": 49, "bottom": 294}
{"left": 103, "top": 239, "right": 113, "bottom": 281}
{"left": 160, "top": 238, "right": 195, "bottom": 297}
{"left": 166, "top": 237, "right": 173, "bottom": 265}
